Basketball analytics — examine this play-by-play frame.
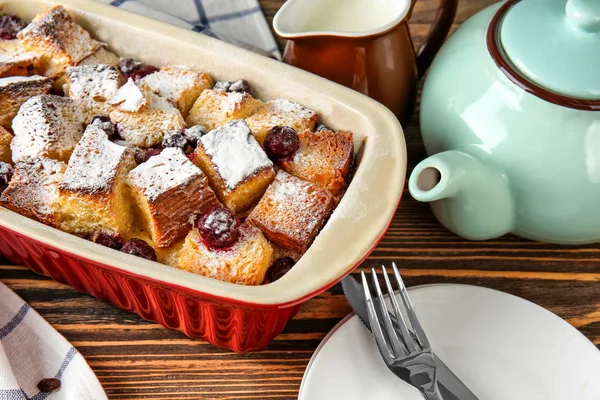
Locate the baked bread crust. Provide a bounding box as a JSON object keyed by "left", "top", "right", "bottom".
{"left": 140, "top": 65, "right": 213, "bottom": 118}
{"left": 0, "top": 156, "right": 67, "bottom": 227}
{"left": 192, "top": 120, "right": 275, "bottom": 212}
{"left": 247, "top": 171, "right": 335, "bottom": 253}
{"left": 0, "top": 75, "right": 52, "bottom": 129}
{"left": 177, "top": 224, "right": 273, "bottom": 285}
{"left": 128, "top": 148, "right": 220, "bottom": 248}
{"left": 17, "top": 5, "right": 103, "bottom": 77}
{"left": 279, "top": 130, "right": 354, "bottom": 197}
{"left": 11, "top": 94, "right": 85, "bottom": 162}
{"left": 185, "top": 89, "right": 262, "bottom": 131}
{"left": 0, "top": 40, "right": 41, "bottom": 78}
{"left": 245, "top": 99, "right": 319, "bottom": 146}
{"left": 109, "top": 80, "right": 185, "bottom": 147}
{"left": 65, "top": 64, "right": 123, "bottom": 121}
{"left": 58, "top": 124, "right": 137, "bottom": 236}
{"left": 0, "top": 126, "right": 13, "bottom": 164}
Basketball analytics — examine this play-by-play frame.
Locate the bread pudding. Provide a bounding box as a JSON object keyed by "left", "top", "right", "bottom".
{"left": 0, "top": 6, "right": 357, "bottom": 286}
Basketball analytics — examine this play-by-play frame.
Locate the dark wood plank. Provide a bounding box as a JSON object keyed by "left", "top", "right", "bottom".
{"left": 0, "top": 1, "right": 598, "bottom": 399}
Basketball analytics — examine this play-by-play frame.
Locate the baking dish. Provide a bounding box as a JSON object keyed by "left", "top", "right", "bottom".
{"left": 0, "top": 0, "right": 406, "bottom": 352}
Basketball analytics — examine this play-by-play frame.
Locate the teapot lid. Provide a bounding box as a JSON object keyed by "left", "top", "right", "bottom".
{"left": 493, "top": 0, "right": 600, "bottom": 103}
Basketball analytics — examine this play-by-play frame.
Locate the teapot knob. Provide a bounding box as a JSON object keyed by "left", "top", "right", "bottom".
{"left": 567, "top": 0, "right": 600, "bottom": 32}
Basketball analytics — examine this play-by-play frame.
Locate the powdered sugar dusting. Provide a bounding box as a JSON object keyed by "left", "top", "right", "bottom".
{"left": 140, "top": 67, "right": 198, "bottom": 103}
{"left": 61, "top": 124, "right": 131, "bottom": 193}
{"left": 222, "top": 91, "right": 245, "bottom": 112}
{"left": 267, "top": 99, "right": 317, "bottom": 120}
{"left": 108, "top": 78, "right": 146, "bottom": 112}
{"left": 128, "top": 147, "right": 203, "bottom": 202}
{"left": 200, "top": 120, "right": 272, "bottom": 190}
{"left": 66, "top": 64, "right": 122, "bottom": 114}
{"left": 11, "top": 95, "right": 84, "bottom": 162}
{"left": 0, "top": 156, "right": 66, "bottom": 222}
{"left": 0, "top": 75, "right": 47, "bottom": 87}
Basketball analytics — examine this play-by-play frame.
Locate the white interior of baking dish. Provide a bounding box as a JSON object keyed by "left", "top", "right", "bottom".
{"left": 0, "top": 0, "right": 406, "bottom": 306}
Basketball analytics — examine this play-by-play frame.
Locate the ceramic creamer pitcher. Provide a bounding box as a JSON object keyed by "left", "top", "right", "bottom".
{"left": 408, "top": 0, "right": 600, "bottom": 244}
{"left": 273, "top": 0, "right": 458, "bottom": 125}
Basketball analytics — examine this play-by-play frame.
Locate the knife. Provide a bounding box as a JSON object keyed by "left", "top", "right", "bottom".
{"left": 341, "top": 276, "right": 480, "bottom": 400}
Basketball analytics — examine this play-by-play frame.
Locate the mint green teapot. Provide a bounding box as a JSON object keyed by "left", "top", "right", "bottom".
{"left": 408, "top": 0, "right": 600, "bottom": 244}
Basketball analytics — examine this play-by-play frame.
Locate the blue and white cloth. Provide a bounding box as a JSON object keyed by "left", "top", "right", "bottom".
{"left": 0, "top": 1, "right": 280, "bottom": 398}
{"left": 0, "top": 283, "right": 106, "bottom": 400}
{"left": 97, "top": 0, "right": 282, "bottom": 59}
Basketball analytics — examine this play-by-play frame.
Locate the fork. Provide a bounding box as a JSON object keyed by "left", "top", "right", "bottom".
{"left": 362, "top": 262, "right": 443, "bottom": 400}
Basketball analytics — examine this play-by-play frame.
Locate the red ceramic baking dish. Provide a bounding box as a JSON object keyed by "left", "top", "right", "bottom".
{"left": 0, "top": 0, "right": 406, "bottom": 352}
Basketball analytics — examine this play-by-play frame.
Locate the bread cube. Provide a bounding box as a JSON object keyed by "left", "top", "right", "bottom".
{"left": 245, "top": 99, "right": 319, "bottom": 146}
{"left": 140, "top": 65, "right": 213, "bottom": 117}
{"left": 247, "top": 171, "right": 335, "bottom": 253}
{"left": 177, "top": 223, "right": 273, "bottom": 285}
{"left": 193, "top": 120, "right": 275, "bottom": 212}
{"left": 109, "top": 80, "right": 184, "bottom": 147}
{"left": 17, "top": 6, "right": 103, "bottom": 77}
{"left": 0, "top": 40, "right": 41, "bottom": 77}
{"left": 65, "top": 64, "right": 123, "bottom": 121}
{"left": 58, "top": 123, "right": 137, "bottom": 236}
{"left": 0, "top": 75, "right": 52, "bottom": 129}
{"left": 128, "top": 148, "right": 220, "bottom": 248}
{"left": 54, "top": 46, "right": 120, "bottom": 94}
{"left": 185, "top": 89, "right": 262, "bottom": 131}
{"left": 79, "top": 46, "right": 119, "bottom": 66}
{"left": 11, "top": 94, "right": 85, "bottom": 162}
{"left": 0, "top": 156, "right": 66, "bottom": 227}
{"left": 279, "top": 130, "right": 354, "bottom": 197}
{"left": 0, "top": 127, "right": 13, "bottom": 164}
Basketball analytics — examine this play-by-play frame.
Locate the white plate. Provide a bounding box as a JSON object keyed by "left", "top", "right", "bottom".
{"left": 299, "top": 284, "right": 600, "bottom": 400}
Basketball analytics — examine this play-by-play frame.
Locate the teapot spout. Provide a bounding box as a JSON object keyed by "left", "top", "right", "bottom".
{"left": 408, "top": 150, "right": 514, "bottom": 240}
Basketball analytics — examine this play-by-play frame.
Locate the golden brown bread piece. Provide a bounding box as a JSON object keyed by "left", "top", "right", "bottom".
{"left": 55, "top": 46, "right": 120, "bottom": 94}
{"left": 10, "top": 94, "right": 85, "bottom": 162}
{"left": 0, "top": 75, "right": 52, "bottom": 130}
{"left": 247, "top": 170, "right": 335, "bottom": 253}
{"left": 245, "top": 99, "right": 319, "bottom": 146}
{"left": 0, "top": 156, "right": 67, "bottom": 227}
{"left": 58, "top": 123, "right": 137, "bottom": 236}
{"left": 176, "top": 224, "right": 273, "bottom": 285}
{"left": 185, "top": 89, "right": 262, "bottom": 131}
{"left": 0, "top": 127, "right": 13, "bottom": 164}
{"left": 192, "top": 120, "right": 275, "bottom": 213}
{"left": 128, "top": 148, "right": 220, "bottom": 248}
{"left": 0, "top": 40, "right": 41, "bottom": 77}
{"left": 279, "top": 130, "right": 354, "bottom": 197}
{"left": 140, "top": 65, "right": 213, "bottom": 118}
{"left": 109, "top": 80, "right": 185, "bottom": 147}
{"left": 65, "top": 64, "right": 123, "bottom": 122}
{"left": 17, "top": 5, "right": 103, "bottom": 78}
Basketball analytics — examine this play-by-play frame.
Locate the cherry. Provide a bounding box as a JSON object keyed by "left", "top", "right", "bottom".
{"left": 135, "top": 148, "right": 162, "bottom": 164}
{"left": 91, "top": 115, "right": 117, "bottom": 138}
{"left": 228, "top": 79, "right": 252, "bottom": 95}
{"left": 87, "top": 231, "right": 123, "bottom": 250}
{"left": 264, "top": 126, "right": 299, "bottom": 159}
{"left": 197, "top": 207, "right": 240, "bottom": 249}
{"left": 0, "top": 15, "right": 27, "bottom": 40}
{"left": 184, "top": 125, "right": 207, "bottom": 146}
{"left": 118, "top": 58, "right": 158, "bottom": 81}
{"left": 268, "top": 257, "right": 295, "bottom": 282}
{"left": 120, "top": 238, "right": 157, "bottom": 261}
{"left": 162, "top": 130, "right": 188, "bottom": 150}
{"left": 0, "top": 162, "right": 13, "bottom": 188}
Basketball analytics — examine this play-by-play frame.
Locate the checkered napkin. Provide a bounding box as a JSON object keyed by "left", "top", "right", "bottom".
{"left": 96, "top": 0, "right": 282, "bottom": 59}
{"left": 0, "top": 283, "right": 106, "bottom": 400}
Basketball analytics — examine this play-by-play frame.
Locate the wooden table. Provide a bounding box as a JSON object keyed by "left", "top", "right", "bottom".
{"left": 2, "top": 1, "right": 599, "bottom": 398}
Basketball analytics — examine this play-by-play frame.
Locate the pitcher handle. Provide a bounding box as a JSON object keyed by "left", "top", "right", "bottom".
{"left": 413, "top": 0, "right": 458, "bottom": 78}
